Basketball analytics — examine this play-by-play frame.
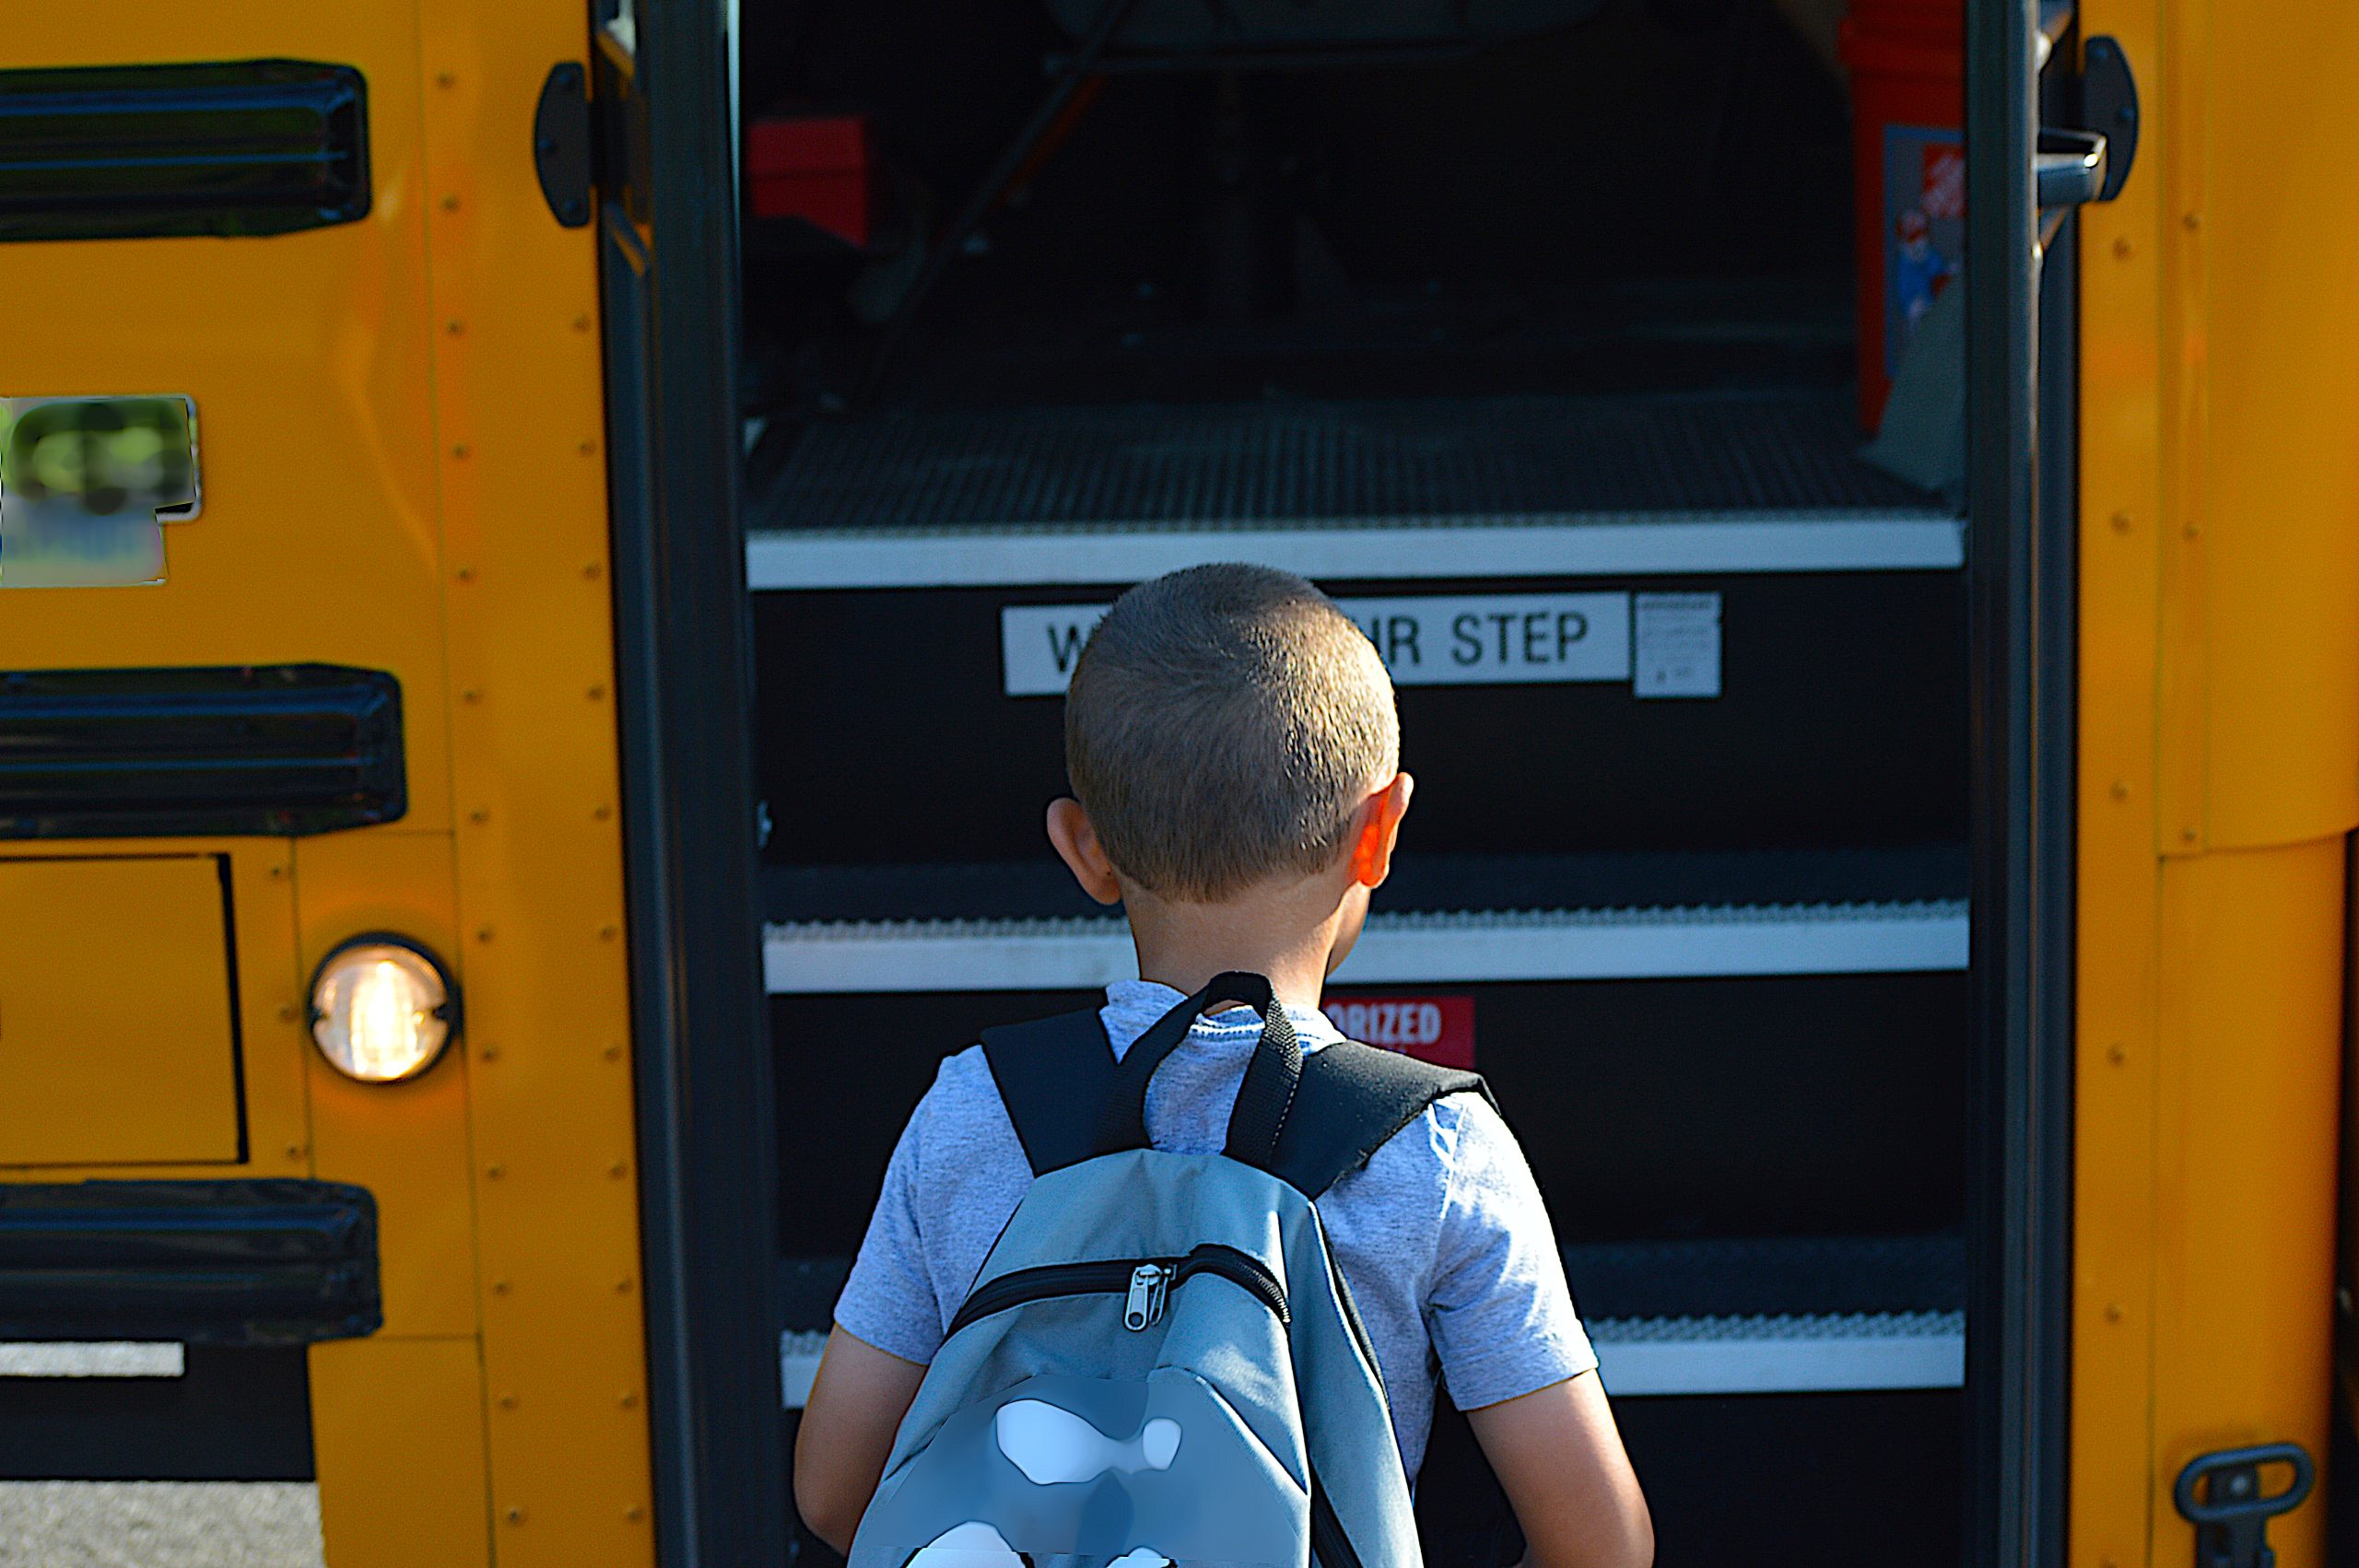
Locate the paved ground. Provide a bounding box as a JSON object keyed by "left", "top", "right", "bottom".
{"left": 0, "top": 1483, "right": 323, "bottom": 1568}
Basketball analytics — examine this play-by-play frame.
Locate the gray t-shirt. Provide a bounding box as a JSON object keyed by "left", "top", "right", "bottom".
{"left": 835, "top": 980, "right": 1595, "bottom": 1480}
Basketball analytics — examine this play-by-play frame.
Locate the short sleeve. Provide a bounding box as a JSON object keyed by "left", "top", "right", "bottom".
{"left": 833, "top": 1087, "right": 949, "bottom": 1366}
{"left": 1423, "top": 1094, "right": 1598, "bottom": 1410}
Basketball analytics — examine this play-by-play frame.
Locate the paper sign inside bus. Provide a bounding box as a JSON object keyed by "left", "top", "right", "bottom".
{"left": 1002, "top": 593, "right": 1635, "bottom": 696}
{"left": 1320, "top": 995, "right": 1475, "bottom": 1070}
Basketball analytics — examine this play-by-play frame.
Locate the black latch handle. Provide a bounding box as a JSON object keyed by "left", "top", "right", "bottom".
{"left": 2173, "top": 1444, "right": 2314, "bottom": 1568}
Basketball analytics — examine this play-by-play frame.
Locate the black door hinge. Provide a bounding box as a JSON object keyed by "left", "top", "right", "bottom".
{"left": 533, "top": 60, "right": 593, "bottom": 228}
{"left": 2174, "top": 1444, "right": 2315, "bottom": 1568}
{"left": 2081, "top": 35, "right": 2139, "bottom": 204}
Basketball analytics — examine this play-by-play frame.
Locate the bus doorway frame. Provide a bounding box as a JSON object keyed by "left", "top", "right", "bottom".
{"left": 594, "top": 0, "right": 2086, "bottom": 1562}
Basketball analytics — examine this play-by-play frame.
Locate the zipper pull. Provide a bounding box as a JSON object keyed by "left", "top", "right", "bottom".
{"left": 1124, "top": 1263, "right": 1170, "bottom": 1330}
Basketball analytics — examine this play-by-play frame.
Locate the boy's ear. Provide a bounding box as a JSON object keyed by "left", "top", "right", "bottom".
{"left": 1046, "top": 797, "right": 1125, "bottom": 907}
{"left": 1349, "top": 772, "right": 1414, "bottom": 889}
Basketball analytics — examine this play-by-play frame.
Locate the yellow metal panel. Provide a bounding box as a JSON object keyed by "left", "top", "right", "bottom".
{"left": 296, "top": 826, "right": 477, "bottom": 1340}
{"left": 2150, "top": 0, "right": 2212, "bottom": 861}
{"left": 2072, "top": 5, "right": 2167, "bottom": 1562}
{"left": 220, "top": 843, "right": 317, "bottom": 1184}
{"left": 2152, "top": 841, "right": 2341, "bottom": 1568}
{"left": 0, "top": 4, "right": 453, "bottom": 839}
{"left": 2195, "top": 5, "right": 2359, "bottom": 851}
{"left": 2082, "top": 8, "right": 2356, "bottom": 1564}
{"left": 0, "top": 842, "right": 311, "bottom": 1183}
{"left": 311, "top": 1335, "right": 492, "bottom": 1568}
{"left": 0, "top": 855, "right": 241, "bottom": 1164}
{"left": 411, "top": 2, "right": 657, "bottom": 1559}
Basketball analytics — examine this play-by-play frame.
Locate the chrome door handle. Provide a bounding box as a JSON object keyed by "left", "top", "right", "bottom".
{"left": 2036, "top": 127, "right": 2107, "bottom": 208}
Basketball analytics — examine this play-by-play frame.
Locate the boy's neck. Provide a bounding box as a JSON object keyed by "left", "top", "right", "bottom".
{"left": 1121, "top": 873, "right": 1364, "bottom": 1013}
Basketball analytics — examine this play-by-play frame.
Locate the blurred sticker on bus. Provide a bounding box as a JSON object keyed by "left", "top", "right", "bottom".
{"left": 1320, "top": 994, "right": 1474, "bottom": 1070}
{"left": 0, "top": 395, "right": 199, "bottom": 588}
{"left": 1003, "top": 593, "right": 1632, "bottom": 696}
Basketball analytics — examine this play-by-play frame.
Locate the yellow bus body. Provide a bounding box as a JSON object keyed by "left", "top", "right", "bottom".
{"left": 2074, "top": 4, "right": 2359, "bottom": 1566}
{"left": 0, "top": 2, "right": 651, "bottom": 1562}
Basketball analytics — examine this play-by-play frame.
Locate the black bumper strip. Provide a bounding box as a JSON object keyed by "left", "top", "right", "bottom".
{"left": 0, "top": 1180, "right": 381, "bottom": 1346}
{"left": 0, "top": 663, "right": 405, "bottom": 838}
{"left": 0, "top": 60, "right": 369, "bottom": 242}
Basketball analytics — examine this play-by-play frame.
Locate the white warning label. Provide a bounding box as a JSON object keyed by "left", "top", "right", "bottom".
{"left": 1632, "top": 591, "right": 1722, "bottom": 699}
{"left": 1003, "top": 592, "right": 1633, "bottom": 696}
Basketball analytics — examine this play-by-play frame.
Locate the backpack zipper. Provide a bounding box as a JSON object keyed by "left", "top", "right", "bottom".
{"left": 947, "top": 1243, "right": 1287, "bottom": 1339}
{"left": 1124, "top": 1263, "right": 1171, "bottom": 1330}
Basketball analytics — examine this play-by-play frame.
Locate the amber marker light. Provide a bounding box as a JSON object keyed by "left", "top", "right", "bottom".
{"left": 308, "top": 934, "right": 460, "bottom": 1083}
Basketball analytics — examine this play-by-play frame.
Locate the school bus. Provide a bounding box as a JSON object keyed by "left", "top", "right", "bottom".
{"left": 0, "top": 0, "right": 2352, "bottom": 1565}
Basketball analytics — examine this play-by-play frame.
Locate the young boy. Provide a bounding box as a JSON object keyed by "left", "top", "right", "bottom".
{"left": 796, "top": 564, "right": 1652, "bottom": 1568}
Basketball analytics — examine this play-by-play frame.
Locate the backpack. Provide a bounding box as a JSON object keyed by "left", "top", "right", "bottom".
{"left": 845, "top": 972, "right": 1489, "bottom": 1568}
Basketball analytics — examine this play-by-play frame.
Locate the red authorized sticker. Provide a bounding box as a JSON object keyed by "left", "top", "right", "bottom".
{"left": 1320, "top": 995, "right": 1475, "bottom": 1070}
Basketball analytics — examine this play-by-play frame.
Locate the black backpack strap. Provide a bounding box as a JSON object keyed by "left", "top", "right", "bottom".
{"left": 979, "top": 1009, "right": 1119, "bottom": 1177}
{"left": 1270, "top": 1041, "right": 1495, "bottom": 1198}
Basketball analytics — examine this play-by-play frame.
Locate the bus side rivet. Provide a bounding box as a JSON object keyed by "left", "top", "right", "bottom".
{"left": 2107, "top": 1043, "right": 2127, "bottom": 1064}
{"left": 579, "top": 439, "right": 597, "bottom": 456}
{"left": 2111, "top": 237, "right": 2131, "bottom": 260}
{"left": 469, "top": 808, "right": 490, "bottom": 825}
{"left": 599, "top": 923, "right": 619, "bottom": 941}
{"left": 505, "top": 1507, "right": 524, "bottom": 1525}
{"left": 609, "top": 1161, "right": 628, "bottom": 1179}
{"left": 588, "top": 684, "right": 607, "bottom": 700}
{"left": 436, "top": 71, "right": 456, "bottom": 88}
{"left": 2181, "top": 827, "right": 2199, "bottom": 843}
{"left": 452, "top": 443, "right": 471, "bottom": 461}
{"left": 447, "top": 320, "right": 464, "bottom": 336}
{"left": 616, "top": 1278, "right": 635, "bottom": 1293}
{"left": 2109, "top": 510, "right": 2131, "bottom": 533}
{"left": 2104, "top": 1303, "right": 2123, "bottom": 1323}
{"left": 627, "top": 1506, "right": 646, "bottom": 1522}
{"left": 620, "top": 1391, "right": 640, "bottom": 1409}
{"left": 2183, "top": 521, "right": 2200, "bottom": 540}
{"left": 455, "top": 565, "right": 476, "bottom": 582}
{"left": 269, "top": 863, "right": 288, "bottom": 879}
{"left": 573, "top": 314, "right": 593, "bottom": 333}
{"left": 493, "top": 1280, "right": 512, "bottom": 1295}
{"left": 584, "top": 561, "right": 604, "bottom": 579}
{"left": 499, "top": 1393, "right": 519, "bottom": 1409}
{"left": 443, "top": 194, "right": 462, "bottom": 213}
{"left": 476, "top": 927, "right": 494, "bottom": 943}
{"left": 464, "top": 688, "right": 483, "bottom": 704}
{"left": 486, "top": 1164, "right": 505, "bottom": 1179}
{"left": 2109, "top": 780, "right": 2129, "bottom": 801}
{"left": 278, "top": 1003, "right": 298, "bottom": 1023}
{"left": 287, "top": 1145, "right": 306, "bottom": 1161}
{"left": 2181, "top": 211, "right": 2200, "bottom": 229}
{"left": 604, "top": 1043, "right": 625, "bottom": 1061}
{"left": 594, "top": 804, "right": 614, "bottom": 821}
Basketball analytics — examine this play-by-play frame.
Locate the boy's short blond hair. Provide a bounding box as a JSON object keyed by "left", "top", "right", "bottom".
{"left": 1065, "top": 563, "right": 1398, "bottom": 901}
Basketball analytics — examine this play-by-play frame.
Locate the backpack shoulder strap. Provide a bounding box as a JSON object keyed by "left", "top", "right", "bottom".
{"left": 1271, "top": 1041, "right": 1495, "bottom": 1198}
{"left": 979, "top": 1008, "right": 1119, "bottom": 1177}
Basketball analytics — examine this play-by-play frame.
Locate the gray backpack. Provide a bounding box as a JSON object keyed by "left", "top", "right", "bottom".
{"left": 846, "top": 973, "right": 1487, "bottom": 1568}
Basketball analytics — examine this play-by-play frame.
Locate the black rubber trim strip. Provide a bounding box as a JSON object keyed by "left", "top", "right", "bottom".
{"left": 0, "top": 60, "right": 369, "bottom": 241}
{"left": 0, "top": 1179, "right": 381, "bottom": 1346}
{"left": 0, "top": 663, "right": 405, "bottom": 838}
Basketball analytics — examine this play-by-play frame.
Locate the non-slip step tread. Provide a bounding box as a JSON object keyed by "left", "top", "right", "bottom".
{"left": 755, "top": 391, "right": 1941, "bottom": 532}
{"left": 1563, "top": 1232, "right": 1965, "bottom": 1321}
{"left": 776, "top": 1233, "right": 1966, "bottom": 1402}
